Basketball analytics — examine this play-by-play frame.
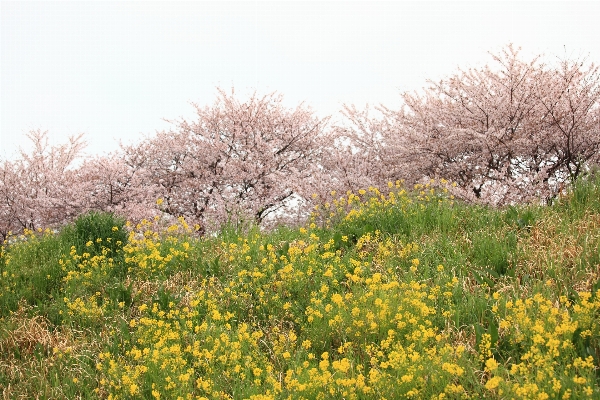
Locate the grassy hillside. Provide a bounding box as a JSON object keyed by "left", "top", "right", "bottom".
{"left": 1, "top": 176, "right": 600, "bottom": 399}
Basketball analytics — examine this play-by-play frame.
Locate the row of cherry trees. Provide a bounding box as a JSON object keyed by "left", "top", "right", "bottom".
{"left": 1, "top": 45, "right": 599, "bottom": 241}
{"left": 0, "top": 90, "right": 334, "bottom": 240}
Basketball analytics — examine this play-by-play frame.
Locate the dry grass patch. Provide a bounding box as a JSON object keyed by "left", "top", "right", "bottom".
{"left": 517, "top": 211, "right": 600, "bottom": 292}
{"left": 0, "top": 303, "right": 98, "bottom": 399}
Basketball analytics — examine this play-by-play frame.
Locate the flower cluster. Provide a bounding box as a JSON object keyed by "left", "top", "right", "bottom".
{"left": 483, "top": 291, "right": 600, "bottom": 398}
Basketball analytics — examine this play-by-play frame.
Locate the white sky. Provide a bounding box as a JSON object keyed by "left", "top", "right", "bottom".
{"left": 2, "top": 1, "right": 599, "bottom": 161}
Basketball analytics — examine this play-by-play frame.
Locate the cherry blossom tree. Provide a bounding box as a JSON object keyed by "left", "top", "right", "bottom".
{"left": 75, "top": 154, "right": 158, "bottom": 223}
{"left": 327, "top": 104, "right": 412, "bottom": 195}
{"left": 0, "top": 130, "right": 85, "bottom": 241}
{"left": 334, "top": 45, "right": 600, "bottom": 205}
{"left": 121, "top": 88, "right": 332, "bottom": 232}
{"left": 533, "top": 56, "right": 600, "bottom": 184}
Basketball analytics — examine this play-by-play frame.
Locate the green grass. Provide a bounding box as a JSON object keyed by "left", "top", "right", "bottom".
{"left": 1, "top": 175, "right": 600, "bottom": 399}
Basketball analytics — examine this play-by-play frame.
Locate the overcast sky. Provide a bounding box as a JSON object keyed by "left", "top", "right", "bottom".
{"left": 2, "top": 1, "right": 599, "bottom": 160}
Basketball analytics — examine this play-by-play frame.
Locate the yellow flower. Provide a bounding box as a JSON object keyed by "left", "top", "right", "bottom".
{"left": 485, "top": 357, "right": 499, "bottom": 372}
{"left": 332, "top": 358, "right": 351, "bottom": 373}
{"left": 331, "top": 293, "right": 344, "bottom": 306}
{"left": 442, "top": 362, "right": 464, "bottom": 376}
{"left": 319, "top": 358, "right": 330, "bottom": 371}
{"left": 129, "top": 383, "right": 139, "bottom": 395}
{"left": 485, "top": 376, "right": 502, "bottom": 390}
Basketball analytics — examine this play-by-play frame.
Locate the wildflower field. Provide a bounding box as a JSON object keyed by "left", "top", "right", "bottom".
{"left": 1, "top": 177, "right": 600, "bottom": 400}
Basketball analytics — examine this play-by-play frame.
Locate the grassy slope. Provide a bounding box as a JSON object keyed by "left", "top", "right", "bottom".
{"left": 1, "top": 176, "right": 599, "bottom": 399}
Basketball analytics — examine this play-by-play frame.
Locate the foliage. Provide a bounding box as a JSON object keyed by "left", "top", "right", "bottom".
{"left": 2, "top": 179, "right": 600, "bottom": 398}
{"left": 62, "top": 211, "right": 128, "bottom": 261}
